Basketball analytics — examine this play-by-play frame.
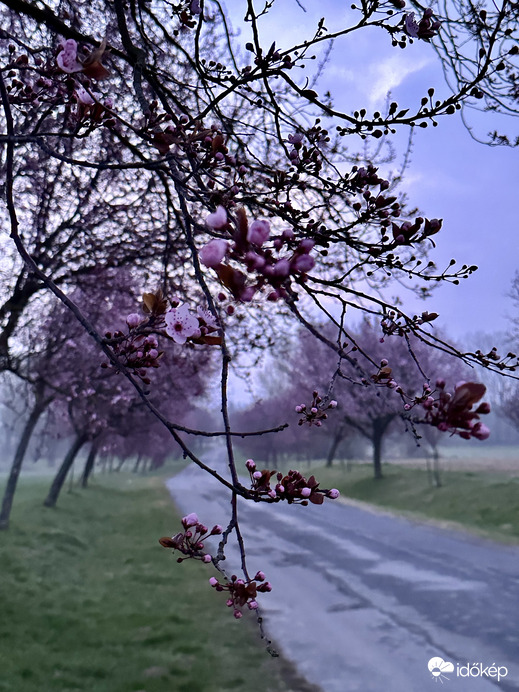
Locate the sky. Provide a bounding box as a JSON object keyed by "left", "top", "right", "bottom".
{"left": 225, "top": 1, "right": 519, "bottom": 347}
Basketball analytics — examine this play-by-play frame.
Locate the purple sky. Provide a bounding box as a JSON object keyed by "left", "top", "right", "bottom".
{"left": 227, "top": 1, "right": 519, "bottom": 343}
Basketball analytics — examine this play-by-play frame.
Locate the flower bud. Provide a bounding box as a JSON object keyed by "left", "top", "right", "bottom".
{"left": 126, "top": 313, "right": 141, "bottom": 328}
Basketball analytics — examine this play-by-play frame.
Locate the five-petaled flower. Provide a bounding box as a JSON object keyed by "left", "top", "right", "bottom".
{"left": 165, "top": 304, "right": 200, "bottom": 344}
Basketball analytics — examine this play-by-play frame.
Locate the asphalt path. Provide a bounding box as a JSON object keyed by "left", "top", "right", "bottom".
{"left": 165, "top": 458, "right": 519, "bottom": 692}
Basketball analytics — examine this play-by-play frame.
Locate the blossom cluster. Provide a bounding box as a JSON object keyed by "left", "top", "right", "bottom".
{"left": 159, "top": 512, "right": 222, "bottom": 563}
{"left": 101, "top": 314, "right": 163, "bottom": 384}
{"left": 403, "top": 10, "right": 441, "bottom": 42}
{"left": 245, "top": 459, "right": 340, "bottom": 505}
{"left": 164, "top": 302, "right": 221, "bottom": 345}
{"left": 295, "top": 390, "right": 337, "bottom": 427}
{"left": 199, "top": 206, "right": 316, "bottom": 302}
{"left": 209, "top": 571, "right": 272, "bottom": 620}
{"left": 421, "top": 380, "right": 491, "bottom": 440}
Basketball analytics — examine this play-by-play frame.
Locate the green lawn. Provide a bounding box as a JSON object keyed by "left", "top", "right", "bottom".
{"left": 0, "top": 472, "right": 311, "bottom": 692}
{"left": 311, "top": 463, "right": 519, "bottom": 543}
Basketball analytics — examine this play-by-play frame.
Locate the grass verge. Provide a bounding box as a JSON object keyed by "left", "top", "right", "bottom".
{"left": 0, "top": 473, "right": 313, "bottom": 692}
{"left": 310, "top": 463, "right": 519, "bottom": 543}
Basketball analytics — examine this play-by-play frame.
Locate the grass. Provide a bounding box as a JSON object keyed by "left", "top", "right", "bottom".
{"left": 0, "top": 471, "right": 311, "bottom": 692}
{"left": 309, "top": 462, "right": 519, "bottom": 543}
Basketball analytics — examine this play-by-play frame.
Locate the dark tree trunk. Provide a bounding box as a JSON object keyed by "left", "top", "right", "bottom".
{"left": 80, "top": 440, "right": 99, "bottom": 488}
{"left": 326, "top": 424, "right": 345, "bottom": 467}
{"left": 0, "top": 389, "right": 50, "bottom": 530}
{"left": 371, "top": 416, "right": 394, "bottom": 479}
{"left": 132, "top": 453, "right": 142, "bottom": 474}
{"left": 44, "top": 434, "right": 87, "bottom": 508}
{"left": 432, "top": 447, "right": 442, "bottom": 487}
{"left": 116, "top": 456, "right": 127, "bottom": 472}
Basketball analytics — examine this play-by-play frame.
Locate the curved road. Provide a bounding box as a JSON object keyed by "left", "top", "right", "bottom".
{"left": 166, "top": 460, "right": 519, "bottom": 692}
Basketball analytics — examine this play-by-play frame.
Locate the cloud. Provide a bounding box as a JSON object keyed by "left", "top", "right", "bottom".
{"left": 368, "top": 53, "right": 432, "bottom": 105}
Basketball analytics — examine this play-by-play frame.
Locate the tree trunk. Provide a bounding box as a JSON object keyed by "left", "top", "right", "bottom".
{"left": 326, "top": 425, "right": 345, "bottom": 467}
{"left": 132, "top": 453, "right": 142, "bottom": 474}
{"left": 432, "top": 447, "right": 442, "bottom": 487}
{"left": 0, "top": 390, "right": 49, "bottom": 530}
{"left": 44, "top": 434, "right": 87, "bottom": 508}
{"left": 116, "top": 456, "right": 127, "bottom": 472}
{"left": 372, "top": 416, "right": 393, "bottom": 479}
{"left": 80, "top": 440, "right": 99, "bottom": 488}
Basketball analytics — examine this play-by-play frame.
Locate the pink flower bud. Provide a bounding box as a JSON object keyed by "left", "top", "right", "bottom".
{"left": 291, "top": 253, "right": 315, "bottom": 273}
{"left": 199, "top": 239, "right": 228, "bottom": 267}
{"left": 311, "top": 407, "right": 318, "bottom": 414}
{"left": 255, "top": 571, "right": 265, "bottom": 581}
{"left": 239, "top": 286, "right": 256, "bottom": 302}
{"left": 247, "top": 219, "right": 270, "bottom": 246}
{"left": 211, "top": 525, "right": 223, "bottom": 535}
{"left": 329, "top": 400, "right": 338, "bottom": 408}
{"left": 472, "top": 422, "right": 490, "bottom": 440}
{"left": 248, "top": 600, "right": 258, "bottom": 610}
{"left": 253, "top": 471, "right": 262, "bottom": 480}
{"left": 234, "top": 610, "right": 243, "bottom": 619}
{"left": 300, "top": 487, "right": 311, "bottom": 498}
{"left": 245, "top": 251, "right": 266, "bottom": 270}
{"left": 205, "top": 205, "right": 228, "bottom": 229}
{"left": 245, "top": 459, "right": 256, "bottom": 471}
{"left": 148, "top": 348, "right": 159, "bottom": 359}
{"left": 272, "top": 259, "right": 290, "bottom": 277}
{"left": 328, "top": 489, "right": 340, "bottom": 499}
{"left": 209, "top": 577, "right": 218, "bottom": 586}
{"left": 295, "top": 405, "right": 303, "bottom": 413}
{"left": 126, "top": 313, "right": 141, "bottom": 328}
{"left": 299, "top": 238, "right": 315, "bottom": 253}
{"left": 268, "top": 490, "right": 277, "bottom": 499}
{"left": 182, "top": 512, "right": 199, "bottom": 528}
{"left": 203, "top": 554, "right": 212, "bottom": 563}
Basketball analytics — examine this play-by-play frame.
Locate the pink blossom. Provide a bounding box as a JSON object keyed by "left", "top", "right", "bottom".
{"left": 328, "top": 489, "right": 340, "bottom": 499}
{"left": 56, "top": 39, "right": 83, "bottom": 74}
{"left": 165, "top": 305, "right": 200, "bottom": 344}
{"left": 472, "top": 422, "right": 490, "bottom": 440}
{"left": 239, "top": 286, "right": 256, "bottom": 302}
{"left": 199, "top": 239, "right": 228, "bottom": 267}
{"left": 247, "top": 219, "right": 270, "bottom": 246}
{"left": 197, "top": 307, "right": 218, "bottom": 328}
{"left": 245, "top": 251, "right": 266, "bottom": 270}
{"left": 182, "top": 512, "right": 199, "bottom": 528}
{"left": 126, "top": 313, "right": 141, "bottom": 328}
{"left": 292, "top": 253, "right": 315, "bottom": 273}
{"left": 75, "top": 85, "right": 97, "bottom": 106}
{"left": 272, "top": 259, "right": 290, "bottom": 277}
{"left": 205, "top": 205, "right": 228, "bottom": 229}
{"left": 404, "top": 13, "right": 420, "bottom": 37}
{"left": 299, "top": 238, "right": 315, "bottom": 253}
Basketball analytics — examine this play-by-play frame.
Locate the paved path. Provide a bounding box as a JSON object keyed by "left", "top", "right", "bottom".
{"left": 165, "top": 460, "right": 519, "bottom": 692}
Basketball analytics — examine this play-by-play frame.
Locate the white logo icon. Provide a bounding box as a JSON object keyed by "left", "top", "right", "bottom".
{"left": 428, "top": 657, "right": 455, "bottom": 683}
